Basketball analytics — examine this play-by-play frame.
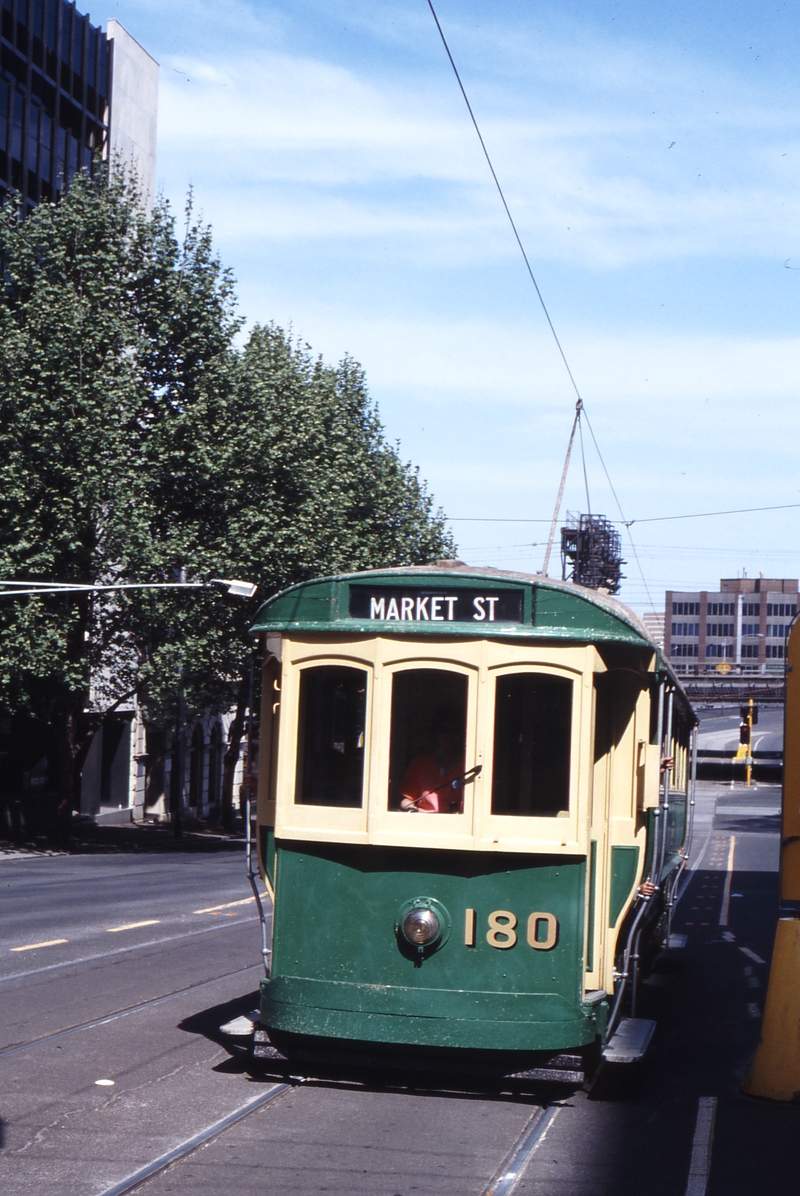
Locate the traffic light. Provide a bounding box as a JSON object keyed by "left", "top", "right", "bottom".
{"left": 740, "top": 722, "right": 750, "bottom": 744}
{"left": 740, "top": 704, "right": 759, "bottom": 724}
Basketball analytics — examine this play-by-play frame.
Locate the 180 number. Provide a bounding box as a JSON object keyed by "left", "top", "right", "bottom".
{"left": 464, "top": 909, "right": 559, "bottom": 951}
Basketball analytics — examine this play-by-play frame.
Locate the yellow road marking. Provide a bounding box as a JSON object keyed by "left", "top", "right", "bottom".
{"left": 718, "top": 837, "right": 736, "bottom": 927}
{"left": 106, "top": 919, "right": 161, "bottom": 933}
{"left": 10, "top": 938, "right": 68, "bottom": 952}
{"left": 193, "top": 897, "right": 256, "bottom": 914}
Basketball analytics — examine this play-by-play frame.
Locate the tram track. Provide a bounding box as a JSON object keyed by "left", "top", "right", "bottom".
{"left": 92, "top": 1083, "right": 558, "bottom": 1196}
{"left": 95, "top": 1083, "right": 291, "bottom": 1196}
{"left": 0, "top": 961, "right": 262, "bottom": 1061}
{"left": 481, "top": 1104, "right": 560, "bottom": 1196}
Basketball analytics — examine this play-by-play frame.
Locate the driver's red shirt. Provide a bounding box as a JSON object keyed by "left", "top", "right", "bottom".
{"left": 400, "top": 754, "right": 464, "bottom": 812}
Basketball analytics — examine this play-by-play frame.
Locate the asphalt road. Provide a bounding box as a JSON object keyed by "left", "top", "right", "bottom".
{"left": 696, "top": 705, "right": 784, "bottom": 754}
{"left": 2, "top": 794, "right": 798, "bottom": 1196}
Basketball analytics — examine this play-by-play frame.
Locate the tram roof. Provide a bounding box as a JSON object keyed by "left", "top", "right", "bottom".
{"left": 251, "top": 563, "right": 682, "bottom": 677}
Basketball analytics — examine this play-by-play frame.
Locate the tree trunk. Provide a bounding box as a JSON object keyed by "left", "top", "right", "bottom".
{"left": 219, "top": 676, "right": 248, "bottom": 833}
{"left": 54, "top": 710, "right": 79, "bottom": 843}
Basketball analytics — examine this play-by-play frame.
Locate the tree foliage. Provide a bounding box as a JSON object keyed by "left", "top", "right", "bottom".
{"left": 0, "top": 170, "right": 454, "bottom": 826}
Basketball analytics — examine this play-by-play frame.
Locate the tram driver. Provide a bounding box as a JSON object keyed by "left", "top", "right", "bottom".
{"left": 399, "top": 708, "right": 465, "bottom": 813}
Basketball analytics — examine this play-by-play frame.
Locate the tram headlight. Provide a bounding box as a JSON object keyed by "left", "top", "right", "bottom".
{"left": 401, "top": 906, "right": 441, "bottom": 946}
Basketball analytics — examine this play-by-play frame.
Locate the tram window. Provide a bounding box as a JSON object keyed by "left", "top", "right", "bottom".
{"left": 295, "top": 666, "right": 366, "bottom": 807}
{"left": 389, "top": 669, "right": 468, "bottom": 813}
{"left": 491, "top": 674, "right": 572, "bottom": 816}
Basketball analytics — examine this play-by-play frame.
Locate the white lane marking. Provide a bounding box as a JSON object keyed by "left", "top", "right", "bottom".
{"left": 0, "top": 917, "right": 266, "bottom": 986}
{"left": 10, "top": 938, "right": 68, "bottom": 952}
{"left": 739, "top": 946, "right": 765, "bottom": 964}
{"left": 747, "top": 977, "right": 760, "bottom": 989}
{"left": 95, "top": 1079, "right": 115, "bottom": 1086}
{"left": 718, "top": 837, "right": 736, "bottom": 927}
{"left": 685, "top": 1096, "right": 717, "bottom": 1196}
{"left": 107, "top": 920, "right": 161, "bottom": 934}
{"left": 193, "top": 897, "right": 255, "bottom": 914}
{"left": 747, "top": 1003, "right": 761, "bottom": 1019}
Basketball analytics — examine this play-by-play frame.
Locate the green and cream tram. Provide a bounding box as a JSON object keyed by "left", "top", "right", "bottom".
{"left": 249, "top": 564, "right": 696, "bottom": 1080}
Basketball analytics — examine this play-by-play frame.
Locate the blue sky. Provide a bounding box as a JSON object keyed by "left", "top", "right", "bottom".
{"left": 103, "top": 0, "right": 800, "bottom": 611}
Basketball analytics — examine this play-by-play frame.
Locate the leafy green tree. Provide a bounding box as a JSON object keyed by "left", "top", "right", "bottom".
{"left": 0, "top": 171, "right": 453, "bottom": 835}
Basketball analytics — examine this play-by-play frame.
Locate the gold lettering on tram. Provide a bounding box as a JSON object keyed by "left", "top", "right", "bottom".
{"left": 527, "top": 912, "right": 559, "bottom": 951}
{"left": 470, "top": 909, "right": 560, "bottom": 950}
{"left": 486, "top": 910, "right": 518, "bottom": 949}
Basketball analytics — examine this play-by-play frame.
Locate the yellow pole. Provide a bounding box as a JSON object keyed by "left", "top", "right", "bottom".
{"left": 741, "top": 620, "right": 800, "bottom": 1099}
{"left": 745, "top": 698, "right": 753, "bottom": 788}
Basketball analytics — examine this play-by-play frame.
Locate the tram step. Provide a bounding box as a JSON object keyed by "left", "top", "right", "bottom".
{"left": 602, "top": 1018, "right": 656, "bottom": 1064}
{"left": 507, "top": 1067, "right": 584, "bottom": 1083}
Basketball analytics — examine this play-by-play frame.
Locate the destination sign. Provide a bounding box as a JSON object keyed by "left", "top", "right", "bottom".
{"left": 349, "top": 586, "right": 525, "bottom": 624}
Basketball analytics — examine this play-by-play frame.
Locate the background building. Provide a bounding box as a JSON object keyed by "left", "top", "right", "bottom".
{"left": 665, "top": 576, "right": 798, "bottom": 675}
{"left": 0, "top": 0, "right": 157, "bottom": 214}
{"left": 641, "top": 610, "right": 665, "bottom": 648}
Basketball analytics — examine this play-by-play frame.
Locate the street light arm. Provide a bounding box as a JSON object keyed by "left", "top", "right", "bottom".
{"left": 0, "top": 580, "right": 257, "bottom": 599}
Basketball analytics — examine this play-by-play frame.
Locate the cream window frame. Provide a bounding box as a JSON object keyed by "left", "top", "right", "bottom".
{"left": 476, "top": 659, "right": 588, "bottom": 853}
{"left": 367, "top": 655, "right": 479, "bottom": 850}
{"left": 274, "top": 651, "right": 373, "bottom": 844}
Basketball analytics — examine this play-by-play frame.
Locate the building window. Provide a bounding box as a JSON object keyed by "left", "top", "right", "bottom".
{"left": 766, "top": 645, "right": 785, "bottom": 659}
{"left": 741, "top": 644, "right": 759, "bottom": 659}
{"left": 671, "top": 623, "right": 699, "bottom": 637}
{"left": 767, "top": 604, "right": 797, "bottom": 617}
{"left": 741, "top": 624, "right": 759, "bottom": 637}
{"left": 672, "top": 602, "right": 699, "bottom": 615}
{"left": 742, "top": 603, "right": 760, "bottom": 617}
{"left": 707, "top": 602, "right": 735, "bottom": 616}
{"left": 671, "top": 644, "right": 698, "bottom": 657}
{"left": 706, "top": 623, "right": 734, "bottom": 637}
{"left": 767, "top": 625, "right": 788, "bottom": 638}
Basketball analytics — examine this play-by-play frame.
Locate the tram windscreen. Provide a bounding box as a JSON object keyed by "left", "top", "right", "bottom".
{"left": 295, "top": 666, "right": 366, "bottom": 807}
{"left": 389, "top": 669, "right": 468, "bottom": 813}
{"left": 491, "top": 674, "right": 572, "bottom": 816}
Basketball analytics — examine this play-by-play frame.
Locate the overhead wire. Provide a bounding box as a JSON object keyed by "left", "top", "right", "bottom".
{"left": 447, "top": 500, "right": 800, "bottom": 525}
{"left": 425, "top": 0, "right": 652, "bottom": 595}
{"left": 425, "top": 0, "right": 582, "bottom": 404}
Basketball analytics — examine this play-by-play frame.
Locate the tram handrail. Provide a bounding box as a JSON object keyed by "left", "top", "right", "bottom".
{"left": 245, "top": 794, "right": 271, "bottom": 978}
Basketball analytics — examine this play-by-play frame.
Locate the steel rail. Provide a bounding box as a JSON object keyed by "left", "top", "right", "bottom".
{"left": 0, "top": 912, "right": 266, "bottom": 985}
{"left": 96, "top": 1084, "right": 291, "bottom": 1196}
{"left": 0, "top": 962, "right": 261, "bottom": 1061}
{"left": 481, "top": 1104, "right": 560, "bottom": 1196}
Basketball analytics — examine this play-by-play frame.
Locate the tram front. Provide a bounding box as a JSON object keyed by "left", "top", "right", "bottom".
{"left": 250, "top": 564, "right": 688, "bottom": 1078}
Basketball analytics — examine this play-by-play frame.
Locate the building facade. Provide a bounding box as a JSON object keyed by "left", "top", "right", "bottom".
{"left": 0, "top": 0, "right": 157, "bottom": 214}
{"left": 665, "top": 576, "right": 798, "bottom": 675}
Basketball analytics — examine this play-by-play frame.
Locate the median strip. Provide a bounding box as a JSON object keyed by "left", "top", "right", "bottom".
{"left": 193, "top": 897, "right": 255, "bottom": 914}
{"left": 10, "top": 938, "right": 68, "bottom": 952}
{"left": 106, "top": 920, "right": 161, "bottom": 933}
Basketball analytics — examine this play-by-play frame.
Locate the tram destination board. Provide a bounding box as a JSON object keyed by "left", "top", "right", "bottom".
{"left": 349, "top": 585, "right": 525, "bottom": 624}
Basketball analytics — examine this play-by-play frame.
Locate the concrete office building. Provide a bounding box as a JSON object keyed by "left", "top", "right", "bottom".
{"left": 0, "top": 0, "right": 157, "bottom": 214}
{"left": 665, "top": 576, "right": 798, "bottom": 675}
